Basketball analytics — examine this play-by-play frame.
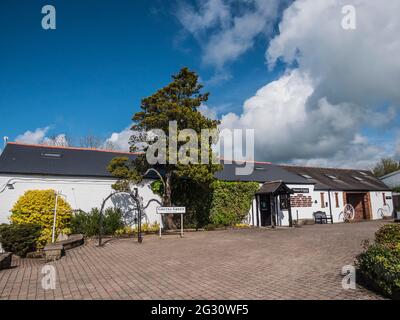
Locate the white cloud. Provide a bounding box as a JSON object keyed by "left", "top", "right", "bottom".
{"left": 267, "top": 0, "right": 400, "bottom": 108}
{"left": 218, "top": 0, "right": 400, "bottom": 168}
{"left": 15, "top": 127, "right": 69, "bottom": 147}
{"left": 15, "top": 127, "right": 50, "bottom": 144}
{"left": 177, "top": 0, "right": 230, "bottom": 36}
{"left": 199, "top": 104, "right": 218, "bottom": 120}
{"left": 177, "top": 0, "right": 284, "bottom": 69}
{"left": 105, "top": 127, "right": 132, "bottom": 152}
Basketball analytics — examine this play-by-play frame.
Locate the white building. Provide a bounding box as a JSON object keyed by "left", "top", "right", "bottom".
{"left": 0, "top": 142, "right": 395, "bottom": 229}
{"left": 215, "top": 162, "right": 395, "bottom": 226}
{"left": 0, "top": 143, "right": 162, "bottom": 226}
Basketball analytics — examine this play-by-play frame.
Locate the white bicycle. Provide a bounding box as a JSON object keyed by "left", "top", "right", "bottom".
{"left": 377, "top": 204, "right": 392, "bottom": 218}
{"left": 339, "top": 204, "right": 355, "bottom": 222}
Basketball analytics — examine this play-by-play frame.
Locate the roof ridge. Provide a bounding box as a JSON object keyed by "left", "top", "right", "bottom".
{"left": 380, "top": 169, "right": 400, "bottom": 179}
{"left": 6, "top": 142, "right": 143, "bottom": 156}
{"left": 219, "top": 158, "right": 272, "bottom": 165}
{"left": 279, "top": 163, "right": 371, "bottom": 172}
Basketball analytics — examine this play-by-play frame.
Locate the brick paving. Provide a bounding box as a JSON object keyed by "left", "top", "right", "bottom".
{"left": 0, "top": 220, "right": 388, "bottom": 300}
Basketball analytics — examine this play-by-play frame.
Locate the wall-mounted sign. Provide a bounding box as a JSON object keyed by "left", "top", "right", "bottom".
{"left": 156, "top": 207, "right": 186, "bottom": 214}
{"left": 292, "top": 188, "right": 310, "bottom": 194}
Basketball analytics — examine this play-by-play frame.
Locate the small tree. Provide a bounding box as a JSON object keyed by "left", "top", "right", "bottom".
{"left": 372, "top": 157, "right": 400, "bottom": 177}
{"left": 108, "top": 68, "right": 222, "bottom": 229}
{"left": 79, "top": 135, "right": 104, "bottom": 149}
{"left": 10, "top": 190, "right": 72, "bottom": 247}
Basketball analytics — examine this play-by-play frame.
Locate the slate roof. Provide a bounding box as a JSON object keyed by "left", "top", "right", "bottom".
{"left": 0, "top": 143, "right": 392, "bottom": 191}
{"left": 380, "top": 169, "right": 400, "bottom": 180}
{"left": 255, "top": 181, "right": 294, "bottom": 195}
{"left": 214, "top": 162, "right": 309, "bottom": 184}
{"left": 281, "top": 165, "right": 390, "bottom": 191}
{"left": 0, "top": 143, "right": 139, "bottom": 178}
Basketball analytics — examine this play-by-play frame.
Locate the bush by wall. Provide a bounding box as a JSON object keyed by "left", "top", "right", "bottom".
{"left": 209, "top": 181, "right": 259, "bottom": 226}
{"left": 70, "top": 207, "right": 125, "bottom": 237}
{"left": 375, "top": 224, "right": 400, "bottom": 248}
{"left": 151, "top": 179, "right": 259, "bottom": 228}
{"left": 0, "top": 223, "right": 42, "bottom": 257}
{"left": 10, "top": 190, "right": 72, "bottom": 247}
{"left": 356, "top": 223, "right": 400, "bottom": 299}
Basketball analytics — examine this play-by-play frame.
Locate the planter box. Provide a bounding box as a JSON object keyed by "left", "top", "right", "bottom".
{"left": 43, "top": 244, "right": 64, "bottom": 262}
{"left": 42, "top": 234, "right": 84, "bottom": 262}
{"left": 0, "top": 252, "right": 12, "bottom": 270}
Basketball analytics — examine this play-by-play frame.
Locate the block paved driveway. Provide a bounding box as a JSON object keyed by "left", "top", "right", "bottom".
{"left": 0, "top": 221, "right": 388, "bottom": 300}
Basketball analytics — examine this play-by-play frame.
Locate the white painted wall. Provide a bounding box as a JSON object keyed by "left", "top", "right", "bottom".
{"left": 0, "top": 174, "right": 161, "bottom": 226}
{"left": 370, "top": 191, "right": 394, "bottom": 220}
{"left": 246, "top": 185, "right": 393, "bottom": 227}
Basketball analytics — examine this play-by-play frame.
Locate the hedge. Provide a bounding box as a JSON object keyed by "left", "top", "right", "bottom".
{"left": 70, "top": 207, "right": 125, "bottom": 237}
{"left": 356, "top": 223, "right": 400, "bottom": 299}
{"left": 0, "top": 223, "right": 42, "bottom": 257}
{"left": 209, "top": 181, "right": 259, "bottom": 226}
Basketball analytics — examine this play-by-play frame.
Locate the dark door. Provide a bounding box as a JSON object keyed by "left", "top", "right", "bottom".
{"left": 394, "top": 195, "right": 400, "bottom": 213}
{"left": 346, "top": 193, "right": 368, "bottom": 220}
{"left": 259, "top": 194, "right": 272, "bottom": 226}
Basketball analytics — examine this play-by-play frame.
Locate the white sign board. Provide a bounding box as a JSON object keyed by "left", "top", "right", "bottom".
{"left": 156, "top": 207, "right": 186, "bottom": 214}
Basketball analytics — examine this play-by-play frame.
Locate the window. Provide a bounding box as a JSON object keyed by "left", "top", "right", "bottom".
{"left": 325, "top": 174, "right": 338, "bottom": 180}
{"left": 352, "top": 176, "right": 364, "bottom": 181}
{"left": 383, "top": 193, "right": 386, "bottom": 206}
{"left": 254, "top": 166, "right": 265, "bottom": 171}
{"left": 359, "top": 171, "right": 369, "bottom": 176}
{"left": 320, "top": 193, "right": 325, "bottom": 208}
{"left": 335, "top": 192, "right": 339, "bottom": 208}
{"left": 41, "top": 152, "right": 62, "bottom": 159}
{"left": 299, "top": 174, "right": 313, "bottom": 179}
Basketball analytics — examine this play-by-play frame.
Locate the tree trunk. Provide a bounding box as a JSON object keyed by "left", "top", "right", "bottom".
{"left": 163, "top": 171, "right": 177, "bottom": 229}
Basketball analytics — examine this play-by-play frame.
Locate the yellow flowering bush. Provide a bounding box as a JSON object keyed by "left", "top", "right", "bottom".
{"left": 10, "top": 189, "right": 72, "bottom": 247}
{"left": 115, "top": 222, "right": 160, "bottom": 236}
{"left": 234, "top": 223, "right": 251, "bottom": 229}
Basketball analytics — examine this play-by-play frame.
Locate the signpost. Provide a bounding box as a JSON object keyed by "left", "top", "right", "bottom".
{"left": 156, "top": 207, "right": 186, "bottom": 238}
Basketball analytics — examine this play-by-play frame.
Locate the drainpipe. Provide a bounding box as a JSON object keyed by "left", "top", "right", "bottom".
{"left": 328, "top": 190, "right": 333, "bottom": 224}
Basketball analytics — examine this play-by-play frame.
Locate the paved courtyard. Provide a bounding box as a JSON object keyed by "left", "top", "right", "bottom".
{"left": 0, "top": 220, "right": 388, "bottom": 300}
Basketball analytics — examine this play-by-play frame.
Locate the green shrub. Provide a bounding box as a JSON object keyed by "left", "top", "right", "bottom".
{"left": 356, "top": 243, "right": 400, "bottom": 299}
{"left": 356, "top": 223, "right": 400, "bottom": 299}
{"left": 0, "top": 223, "right": 42, "bottom": 257}
{"left": 71, "top": 207, "right": 125, "bottom": 237}
{"left": 209, "top": 181, "right": 259, "bottom": 226}
{"left": 10, "top": 189, "right": 72, "bottom": 247}
{"left": 375, "top": 224, "right": 400, "bottom": 248}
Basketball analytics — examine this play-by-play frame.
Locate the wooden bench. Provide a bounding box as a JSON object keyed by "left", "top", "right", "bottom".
{"left": 313, "top": 211, "right": 333, "bottom": 224}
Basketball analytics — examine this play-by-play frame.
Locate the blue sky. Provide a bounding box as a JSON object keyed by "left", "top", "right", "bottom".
{"left": 0, "top": 0, "right": 284, "bottom": 141}
{"left": 0, "top": 0, "right": 399, "bottom": 168}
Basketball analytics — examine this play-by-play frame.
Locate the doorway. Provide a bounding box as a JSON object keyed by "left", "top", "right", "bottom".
{"left": 345, "top": 193, "right": 370, "bottom": 220}
{"left": 259, "top": 194, "right": 274, "bottom": 226}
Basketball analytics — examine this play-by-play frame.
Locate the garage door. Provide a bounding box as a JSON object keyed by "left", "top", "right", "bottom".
{"left": 346, "top": 193, "right": 371, "bottom": 220}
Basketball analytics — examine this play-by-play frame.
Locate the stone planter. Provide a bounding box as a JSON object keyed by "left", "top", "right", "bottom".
{"left": 0, "top": 252, "right": 12, "bottom": 270}
{"left": 43, "top": 234, "right": 84, "bottom": 262}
